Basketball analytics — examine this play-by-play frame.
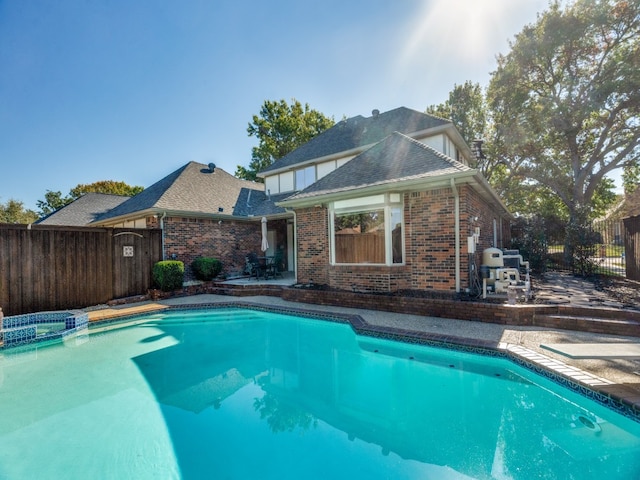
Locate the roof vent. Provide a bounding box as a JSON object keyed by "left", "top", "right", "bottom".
{"left": 372, "top": 109, "right": 380, "bottom": 117}
{"left": 208, "top": 162, "right": 216, "bottom": 172}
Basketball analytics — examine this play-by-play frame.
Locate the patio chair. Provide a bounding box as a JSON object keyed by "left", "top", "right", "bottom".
{"left": 245, "top": 253, "right": 264, "bottom": 279}
{"left": 269, "top": 250, "right": 284, "bottom": 278}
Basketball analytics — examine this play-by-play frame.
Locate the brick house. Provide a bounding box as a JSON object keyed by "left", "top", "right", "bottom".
{"left": 42, "top": 107, "right": 512, "bottom": 292}
{"left": 262, "top": 108, "right": 512, "bottom": 294}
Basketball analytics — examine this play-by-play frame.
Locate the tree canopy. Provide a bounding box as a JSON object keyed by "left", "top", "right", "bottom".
{"left": 37, "top": 180, "right": 144, "bottom": 217}
{"left": 426, "top": 81, "right": 487, "bottom": 151}
{"left": 487, "top": 0, "right": 640, "bottom": 223}
{"left": 0, "top": 199, "right": 39, "bottom": 224}
{"left": 235, "top": 99, "right": 334, "bottom": 182}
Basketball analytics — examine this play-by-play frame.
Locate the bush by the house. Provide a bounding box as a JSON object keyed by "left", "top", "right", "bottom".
{"left": 152, "top": 260, "right": 184, "bottom": 291}
{"left": 191, "top": 257, "right": 223, "bottom": 281}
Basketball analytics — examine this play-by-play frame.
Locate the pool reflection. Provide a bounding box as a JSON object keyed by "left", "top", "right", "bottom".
{"left": 132, "top": 309, "right": 640, "bottom": 480}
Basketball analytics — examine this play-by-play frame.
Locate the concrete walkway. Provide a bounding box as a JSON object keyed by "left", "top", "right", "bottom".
{"left": 534, "top": 271, "right": 625, "bottom": 308}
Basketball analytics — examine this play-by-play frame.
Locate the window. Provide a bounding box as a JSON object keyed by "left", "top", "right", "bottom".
{"left": 295, "top": 165, "right": 316, "bottom": 190}
{"left": 330, "top": 194, "right": 404, "bottom": 265}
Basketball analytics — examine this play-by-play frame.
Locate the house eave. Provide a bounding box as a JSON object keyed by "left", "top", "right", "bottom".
{"left": 276, "top": 171, "right": 513, "bottom": 220}
{"left": 90, "top": 208, "right": 266, "bottom": 227}
{"left": 467, "top": 173, "right": 514, "bottom": 220}
{"left": 276, "top": 171, "right": 478, "bottom": 209}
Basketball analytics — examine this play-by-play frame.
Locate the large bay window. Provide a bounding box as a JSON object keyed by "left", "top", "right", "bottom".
{"left": 330, "top": 194, "right": 404, "bottom": 265}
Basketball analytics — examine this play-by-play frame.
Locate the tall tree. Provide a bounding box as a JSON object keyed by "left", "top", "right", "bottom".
{"left": 37, "top": 180, "right": 144, "bottom": 216}
{"left": 69, "top": 180, "right": 143, "bottom": 199}
{"left": 427, "top": 82, "right": 560, "bottom": 215}
{"left": 37, "top": 190, "right": 69, "bottom": 216}
{"left": 487, "top": 0, "right": 640, "bottom": 224}
{"left": 426, "top": 81, "right": 487, "bottom": 150}
{"left": 236, "top": 99, "right": 334, "bottom": 182}
{"left": 623, "top": 162, "right": 639, "bottom": 194}
{"left": 0, "top": 199, "right": 39, "bottom": 224}
{"left": 426, "top": 82, "right": 515, "bottom": 185}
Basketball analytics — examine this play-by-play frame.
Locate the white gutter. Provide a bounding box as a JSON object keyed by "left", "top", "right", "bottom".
{"left": 451, "top": 178, "right": 461, "bottom": 293}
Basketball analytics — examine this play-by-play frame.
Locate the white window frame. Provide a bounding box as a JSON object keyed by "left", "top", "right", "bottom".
{"left": 295, "top": 165, "right": 316, "bottom": 191}
{"left": 329, "top": 193, "right": 404, "bottom": 266}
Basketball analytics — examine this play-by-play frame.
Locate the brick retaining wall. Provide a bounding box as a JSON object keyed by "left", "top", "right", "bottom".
{"left": 281, "top": 287, "right": 640, "bottom": 337}
{"left": 116, "top": 282, "right": 640, "bottom": 337}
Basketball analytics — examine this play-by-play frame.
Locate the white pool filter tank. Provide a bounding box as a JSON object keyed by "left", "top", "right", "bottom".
{"left": 480, "top": 247, "right": 528, "bottom": 297}
{"left": 480, "top": 248, "right": 505, "bottom": 288}
{"left": 482, "top": 247, "right": 504, "bottom": 267}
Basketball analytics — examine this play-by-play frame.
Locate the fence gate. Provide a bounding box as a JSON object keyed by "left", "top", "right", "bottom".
{"left": 624, "top": 215, "right": 640, "bottom": 281}
{"left": 0, "top": 224, "right": 162, "bottom": 316}
{"left": 511, "top": 217, "right": 628, "bottom": 276}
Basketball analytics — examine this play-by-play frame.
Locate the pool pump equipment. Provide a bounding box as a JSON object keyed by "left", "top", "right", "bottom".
{"left": 480, "top": 248, "right": 531, "bottom": 300}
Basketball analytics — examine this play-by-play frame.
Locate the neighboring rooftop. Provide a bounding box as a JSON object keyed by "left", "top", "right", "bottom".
{"left": 93, "top": 162, "right": 264, "bottom": 224}
{"left": 259, "top": 107, "right": 452, "bottom": 175}
{"left": 37, "top": 193, "right": 131, "bottom": 226}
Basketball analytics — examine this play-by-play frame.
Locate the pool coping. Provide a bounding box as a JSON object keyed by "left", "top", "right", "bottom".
{"left": 81, "top": 301, "right": 640, "bottom": 423}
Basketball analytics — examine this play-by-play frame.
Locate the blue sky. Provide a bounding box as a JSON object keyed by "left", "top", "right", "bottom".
{"left": 0, "top": 0, "right": 550, "bottom": 211}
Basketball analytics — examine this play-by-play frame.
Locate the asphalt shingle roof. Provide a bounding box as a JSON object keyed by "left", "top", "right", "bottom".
{"left": 283, "top": 132, "right": 472, "bottom": 202}
{"left": 37, "top": 193, "right": 131, "bottom": 226}
{"left": 94, "top": 162, "right": 264, "bottom": 223}
{"left": 233, "top": 189, "right": 288, "bottom": 217}
{"left": 259, "top": 107, "right": 451, "bottom": 175}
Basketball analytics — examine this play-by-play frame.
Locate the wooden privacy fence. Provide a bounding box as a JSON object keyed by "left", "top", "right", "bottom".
{"left": 0, "top": 224, "right": 163, "bottom": 316}
{"left": 624, "top": 215, "right": 640, "bottom": 281}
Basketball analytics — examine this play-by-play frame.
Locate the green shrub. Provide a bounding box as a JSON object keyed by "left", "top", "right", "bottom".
{"left": 152, "top": 260, "right": 184, "bottom": 291}
{"left": 191, "top": 257, "right": 223, "bottom": 281}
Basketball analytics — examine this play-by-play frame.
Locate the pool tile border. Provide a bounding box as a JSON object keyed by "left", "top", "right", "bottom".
{"left": 1, "top": 310, "right": 88, "bottom": 347}
{"left": 87, "top": 301, "right": 640, "bottom": 423}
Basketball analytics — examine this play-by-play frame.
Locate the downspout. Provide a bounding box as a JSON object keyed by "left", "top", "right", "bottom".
{"left": 450, "top": 179, "right": 461, "bottom": 293}
{"left": 159, "top": 212, "right": 167, "bottom": 261}
{"left": 284, "top": 208, "right": 298, "bottom": 284}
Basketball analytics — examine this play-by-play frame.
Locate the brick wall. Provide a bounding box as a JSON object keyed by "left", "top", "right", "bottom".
{"left": 328, "top": 265, "right": 412, "bottom": 292}
{"left": 406, "top": 189, "right": 458, "bottom": 291}
{"left": 280, "top": 288, "right": 640, "bottom": 337}
{"left": 295, "top": 207, "right": 329, "bottom": 285}
{"left": 163, "top": 217, "right": 262, "bottom": 279}
{"left": 463, "top": 186, "right": 509, "bottom": 251}
{"left": 294, "top": 186, "right": 511, "bottom": 294}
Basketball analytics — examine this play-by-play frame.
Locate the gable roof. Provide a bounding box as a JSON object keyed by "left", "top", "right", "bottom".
{"left": 258, "top": 107, "right": 455, "bottom": 176}
{"left": 37, "top": 193, "right": 131, "bottom": 226}
{"left": 278, "top": 132, "right": 511, "bottom": 218}
{"left": 279, "top": 132, "right": 473, "bottom": 204}
{"left": 92, "top": 161, "right": 265, "bottom": 225}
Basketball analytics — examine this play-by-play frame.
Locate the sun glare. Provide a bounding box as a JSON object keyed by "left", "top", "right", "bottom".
{"left": 398, "top": 0, "right": 545, "bottom": 70}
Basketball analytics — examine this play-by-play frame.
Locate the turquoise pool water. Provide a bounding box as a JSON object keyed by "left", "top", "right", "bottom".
{"left": 0, "top": 307, "right": 639, "bottom": 479}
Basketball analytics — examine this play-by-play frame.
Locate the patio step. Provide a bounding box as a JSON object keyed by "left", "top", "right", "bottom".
{"left": 534, "top": 313, "right": 640, "bottom": 337}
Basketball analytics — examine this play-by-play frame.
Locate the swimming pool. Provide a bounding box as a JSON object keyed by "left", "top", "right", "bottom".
{"left": 0, "top": 307, "right": 639, "bottom": 479}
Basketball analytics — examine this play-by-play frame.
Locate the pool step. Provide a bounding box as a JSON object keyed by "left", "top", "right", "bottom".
{"left": 87, "top": 303, "right": 169, "bottom": 322}
{"left": 534, "top": 313, "right": 640, "bottom": 337}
